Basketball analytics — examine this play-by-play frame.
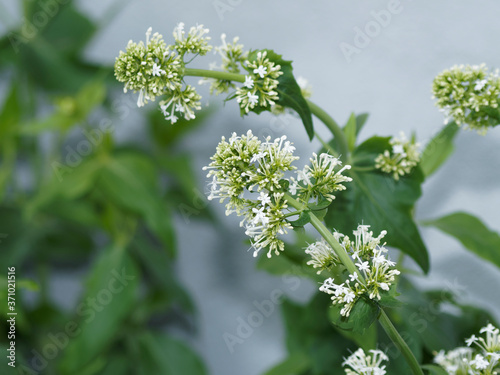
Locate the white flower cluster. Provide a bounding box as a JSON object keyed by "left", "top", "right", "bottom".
{"left": 374, "top": 132, "right": 420, "bottom": 181}
{"left": 203, "top": 130, "right": 298, "bottom": 257}
{"left": 236, "top": 51, "right": 283, "bottom": 113}
{"left": 114, "top": 24, "right": 211, "bottom": 124}
{"left": 343, "top": 348, "right": 388, "bottom": 375}
{"left": 291, "top": 152, "right": 352, "bottom": 201}
{"left": 313, "top": 225, "right": 400, "bottom": 317}
{"left": 173, "top": 22, "right": 212, "bottom": 56}
{"left": 432, "top": 64, "right": 500, "bottom": 133}
{"left": 434, "top": 323, "right": 500, "bottom": 374}
{"left": 203, "top": 131, "right": 352, "bottom": 258}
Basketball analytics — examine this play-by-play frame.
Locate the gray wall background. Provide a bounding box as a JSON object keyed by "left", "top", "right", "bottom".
{"left": 2, "top": 1, "right": 500, "bottom": 374}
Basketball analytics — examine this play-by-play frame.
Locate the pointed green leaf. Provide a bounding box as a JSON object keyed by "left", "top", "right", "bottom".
{"left": 355, "top": 113, "right": 369, "bottom": 135}
{"left": 420, "top": 122, "right": 459, "bottom": 177}
{"left": 343, "top": 112, "right": 357, "bottom": 151}
{"left": 422, "top": 212, "right": 500, "bottom": 269}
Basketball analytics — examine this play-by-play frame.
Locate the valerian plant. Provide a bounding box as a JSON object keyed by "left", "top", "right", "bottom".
{"left": 115, "top": 24, "right": 500, "bottom": 375}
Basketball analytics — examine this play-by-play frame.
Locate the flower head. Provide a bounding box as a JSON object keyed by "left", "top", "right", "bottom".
{"left": 375, "top": 132, "right": 420, "bottom": 180}
{"left": 305, "top": 239, "right": 340, "bottom": 274}
{"left": 114, "top": 28, "right": 182, "bottom": 107}
{"left": 434, "top": 323, "right": 500, "bottom": 374}
{"left": 316, "top": 225, "right": 399, "bottom": 316}
{"left": 203, "top": 131, "right": 300, "bottom": 257}
{"left": 432, "top": 64, "right": 500, "bottom": 133}
{"left": 236, "top": 51, "right": 283, "bottom": 113}
{"left": 173, "top": 23, "right": 212, "bottom": 56}
{"left": 343, "top": 348, "right": 388, "bottom": 375}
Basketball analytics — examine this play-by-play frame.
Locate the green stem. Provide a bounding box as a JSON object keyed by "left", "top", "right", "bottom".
{"left": 184, "top": 69, "right": 349, "bottom": 161}
{"left": 285, "top": 193, "right": 423, "bottom": 375}
{"left": 379, "top": 310, "right": 425, "bottom": 375}
{"left": 306, "top": 100, "right": 349, "bottom": 161}
{"left": 284, "top": 193, "right": 360, "bottom": 278}
{"left": 184, "top": 68, "right": 245, "bottom": 83}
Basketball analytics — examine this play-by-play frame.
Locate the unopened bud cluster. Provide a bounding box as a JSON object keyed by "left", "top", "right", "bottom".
{"left": 203, "top": 130, "right": 352, "bottom": 258}
{"left": 312, "top": 225, "right": 400, "bottom": 317}
{"left": 433, "top": 323, "right": 500, "bottom": 374}
{"left": 375, "top": 132, "right": 420, "bottom": 180}
{"left": 432, "top": 64, "right": 500, "bottom": 133}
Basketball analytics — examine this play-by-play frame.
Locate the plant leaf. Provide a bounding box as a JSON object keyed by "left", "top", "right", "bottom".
{"left": 325, "top": 136, "right": 429, "bottom": 272}
{"left": 420, "top": 122, "right": 459, "bottom": 177}
{"left": 343, "top": 112, "right": 357, "bottom": 151}
{"left": 422, "top": 212, "right": 500, "bottom": 269}
{"left": 264, "top": 352, "right": 310, "bottom": 375}
{"left": 58, "top": 244, "right": 139, "bottom": 373}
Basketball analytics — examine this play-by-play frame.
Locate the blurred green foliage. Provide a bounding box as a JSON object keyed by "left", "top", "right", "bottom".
{"left": 0, "top": 1, "right": 210, "bottom": 374}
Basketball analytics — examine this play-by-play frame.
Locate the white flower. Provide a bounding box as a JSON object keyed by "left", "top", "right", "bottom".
{"left": 152, "top": 63, "right": 166, "bottom": 76}
{"left": 466, "top": 334, "right": 478, "bottom": 347}
{"left": 343, "top": 348, "right": 388, "bottom": 375}
{"left": 475, "top": 78, "right": 488, "bottom": 91}
{"left": 248, "top": 91, "right": 259, "bottom": 106}
{"left": 252, "top": 207, "right": 269, "bottom": 226}
{"left": 470, "top": 354, "right": 489, "bottom": 370}
{"left": 244, "top": 75, "right": 254, "bottom": 88}
{"left": 253, "top": 65, "right": 267, "bottom": 78}
{"left": 257, "top": 192, "right": 271, "bottom": 206}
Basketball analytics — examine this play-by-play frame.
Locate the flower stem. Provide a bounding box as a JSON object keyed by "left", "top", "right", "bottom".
{"left": 285, "top": 193, "right": 423, "bottom": 375}
{"left": 184, "top": 68, "right": 245, "bottom": 83}
{"left": 284, "top": 193, "right": 360, "bottom": 278}
{"left": 306, "top": 100, "right": 349, "bottom": 161}
{"left": 184, "top": 69, "right": 349, "bottom": 160}
{"left": 379, "top": 310, "right": 425, "bottom": 375}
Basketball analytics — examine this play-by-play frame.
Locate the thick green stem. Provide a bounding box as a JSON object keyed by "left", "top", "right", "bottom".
{"left": 379, "top": 310, "right": 425, "bottom": 375}
{"left": 306, "top": 100, "right": 349, "bottom": 161}
{"left": 184, "top": 68, "right": 245, "bottom": 83}
{"left": 285, "top": 193, "right": 423, "bottom": 375}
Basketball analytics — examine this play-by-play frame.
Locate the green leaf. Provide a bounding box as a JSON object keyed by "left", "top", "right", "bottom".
{"left": 288, "top": 211, "right": 311, "bottom": 228}
{"left": 130, "top": 239, "right": 194, "bottom": 313}
{"left": 355, "top": 113, "right": 369, "bottom": 135}
{"left": 280, "top": 293, "right": 358, "bottom": 373}
{"left": 58, "top": 244, "right": 139, "bottom": 373}
{"left": 325, "top": 136, "right": 429, "bottom": 272}
{"left": 98, "top": 151, "right": 176, "bottom": 256}
{"left": 422, "top": 365, "right": 448, "bottom": 375}
{"left": 328, "top": 297, "right": 379, "bottom": 334}
{"left": 264, "top": 352, "right": 310, "bottom": 375}
{"left": 0, "top": 82, "right": 20, "bottom": 139}
{"left": 420, "top": 122, "right": 459, "bottom": 176}
{"left": 245, "top": 49, "right": 314, "bottom": 140}
{"left": 20, "top": 80, "right": 106, "bottom": 134}
{"left": 136, "top": 332, "right": 207, "bottom": 375}
{"left": 343, "top": 112, "right": 357, "bottom": 151}
{"left": 422, "top": 212, "right": 500, "bottom": 269}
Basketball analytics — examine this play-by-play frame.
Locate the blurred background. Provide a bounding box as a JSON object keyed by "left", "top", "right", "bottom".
{"left": 0, "top": 1, "right": 499, "bottom": 374}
